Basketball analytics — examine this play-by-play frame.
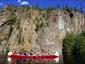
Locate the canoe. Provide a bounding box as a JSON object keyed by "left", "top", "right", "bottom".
{"left": 8, "top": 54, "right": 58, "bottom": 59}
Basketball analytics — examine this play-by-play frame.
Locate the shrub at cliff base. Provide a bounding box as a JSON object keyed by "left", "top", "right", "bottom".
{"left": 63, "top": 32, "right": 85, "bottom": 64}
{"left": 63, "top": 33, "right": 75, "bottom": 64}
{"left": 73, "top": 32, "right": 85, "bottom": 64}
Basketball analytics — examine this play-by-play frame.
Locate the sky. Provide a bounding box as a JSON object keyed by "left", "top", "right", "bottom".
{"left": 0, "top": 0, "right": 85, "bottom": 12}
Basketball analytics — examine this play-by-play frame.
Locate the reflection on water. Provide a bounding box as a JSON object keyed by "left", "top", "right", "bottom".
{"left": 15, "top": 59, "right": 57, "bottom": 64}
{"left": 0, "top": 55, "right": 63, "bottom": 64}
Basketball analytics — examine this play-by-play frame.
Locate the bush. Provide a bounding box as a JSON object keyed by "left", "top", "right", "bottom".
{"left": 35, "top": 18, "right": 44, "bottom": 32}
{"left": 74, "top": 7, "right": 78, "bottom": 12}
{"left": 5, "top": 48, "right": 9, "bottom": 54}
{"left": 18, "top": 6, "right": 30, "bottom": 10}
{"left": 65, "top": 5, "right": 71, "bottom": 13}
{"left": 5, "top": 5, "right": 17, "bottom": 12}
{"left": 73, "top": 32, "right": 85, "bottom": 64}
{"left": 46, "top": 7, "right": 53, "bottom": 14}
{"left": 16, "top": 21, "right": 20, "bottom": 30}
{"left": 63, "top": 33, "right": 75, "bottom": 64}
{"left": 63, "top": 32, "right": 85, "bottom": 64}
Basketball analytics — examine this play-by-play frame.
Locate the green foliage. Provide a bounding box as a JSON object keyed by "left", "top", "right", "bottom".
{"left": 73, "top": 32, "right": 85, "bottom": 64}
{"left": 16, "top": 21, "right": 20, "bottom": 30}
{"left": 65, "top": 5, "right": 71, "bottom": 13}
{"left": 63, "top": 32, "right": 85, "bottom": 64}
{"left": 65, "top": 5, "right": 74, "bottom": 18}
{"left": 45, "top": 7, "right": 54, "bottom": 20}
{"left": 2, "top": 48, "right": 10, "bottom": 54}
{"left": 46, "top": 7, "right": 53, "bottom": 14}
{"left": 74, "top": 7, "right": 78, "bottom": 12}
{"left": 63, "top": 33, "right": 75, "bottom": 64}
{"left": 30, "top": 4, "right": 43, "bottom": 11}
{"left": 17, "top": 6, "right": 30, "bottom": 10}
{"left": 21, "top": 37, "right": 24, "bottom": 45}
{"left": 5, "top": 5, "right": 17, "bottom": 12}
{"left": 22, "top": 48, "right": 26, "bottom": 52}
{"left": 18, "top": 34, "right": 24, "bottom": 45}
{"left": 35, "top": 18, "right": 44, "bottom": 32}
{"left": 5, "top": 48, "right": 9, "bottom": 54}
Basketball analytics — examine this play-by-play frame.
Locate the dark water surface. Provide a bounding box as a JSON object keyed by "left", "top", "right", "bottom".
{"left": 0, "top": 55, "right": 63, "bottom": 64}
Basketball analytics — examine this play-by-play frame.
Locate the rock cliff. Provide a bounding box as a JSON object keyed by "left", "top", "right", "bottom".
{"left": 0, "top": 6, "right": 85, "bottom": 55}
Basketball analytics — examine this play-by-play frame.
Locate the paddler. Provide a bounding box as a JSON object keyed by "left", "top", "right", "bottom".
{"left": 30, "top": 49, "right": 33, "bottom": 55}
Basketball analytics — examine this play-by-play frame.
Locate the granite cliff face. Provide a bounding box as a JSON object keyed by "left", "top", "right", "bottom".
{"left": 0, "top": 7, "right": 85, "bottom": 55}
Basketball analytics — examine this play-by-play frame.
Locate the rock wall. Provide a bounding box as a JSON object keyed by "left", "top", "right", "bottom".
{"left": 0, "top": 7, "right": 85, "bottom": 55}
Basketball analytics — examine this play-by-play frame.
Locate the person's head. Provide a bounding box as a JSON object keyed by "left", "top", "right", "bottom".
{"left": 30, "top": 49, "right": 33, "bottom": 52}
{"left": 12, "top": 49, "right": 16, "bottom": 53}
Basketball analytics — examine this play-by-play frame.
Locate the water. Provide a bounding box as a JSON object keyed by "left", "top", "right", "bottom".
{"left": 0, "top": 55, "right": 63, "bottom": 64}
